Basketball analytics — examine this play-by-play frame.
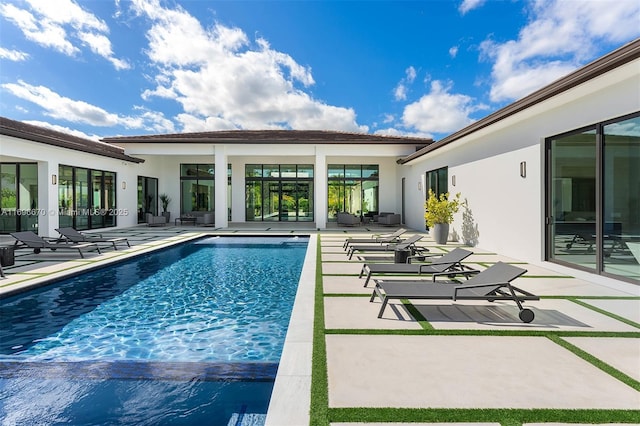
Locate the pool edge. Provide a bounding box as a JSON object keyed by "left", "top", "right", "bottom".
{"left": 264, "top": 234, "right": 316, "bottom": 425}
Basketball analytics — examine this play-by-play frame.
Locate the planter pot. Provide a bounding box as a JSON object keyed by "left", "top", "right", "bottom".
{"left": 162, "top": 212, "right": 171, "bottom": 222}
{"left": 432, "top": 223, "right": 449, "bottom": 244}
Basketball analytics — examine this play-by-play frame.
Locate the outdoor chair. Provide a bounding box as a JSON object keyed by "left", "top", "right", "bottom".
{"left": 370, "top": 261, "right": 538, "bottom": 322}
{"left": 337, "top": 212, "right": 361, "bottom": 226}
{"left": 56, "top": 227, "right": 130, "bottom": 250}
{"left": 343, "top": 228, "right": 407, "bottom": 250}
{"left": 359, "top": 247, "right": 476, "bottom": 287}
{"left": 346, "top": 234, "right": 426, "bottom": 260}
{"left": 10, "top": 231, "right": 101, "bottom": 258}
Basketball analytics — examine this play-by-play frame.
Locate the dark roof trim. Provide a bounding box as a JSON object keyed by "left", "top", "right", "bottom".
{"left": 0, "top": 117, "right": 145, "bottom": 163}
{"left": 398, "top": 38, "right": 640, "bottom": 164}
{"left": 102, "top": 129, "right": 434, "bottom": 145}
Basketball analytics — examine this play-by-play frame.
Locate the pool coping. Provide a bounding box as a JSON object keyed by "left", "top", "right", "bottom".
{"left": 264, "top": 234, "right": 316, "bottom": 425}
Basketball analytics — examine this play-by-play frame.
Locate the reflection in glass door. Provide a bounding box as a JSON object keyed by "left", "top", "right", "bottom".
{"left": 297, "top": 182, "right": 313, "bottom": 221}
{"left": 602, "top": 116, "right": 640, "bottom": 281}
{"left": 547, "top": 129, "right": 597, "bottom": 270}
{"left": 245, "top": 164, "right": 314, "bottom": 222}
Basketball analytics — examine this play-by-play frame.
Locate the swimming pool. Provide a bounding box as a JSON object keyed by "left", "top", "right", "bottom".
{"left": 0, "top": 235, "right": 309, "bottom": 425}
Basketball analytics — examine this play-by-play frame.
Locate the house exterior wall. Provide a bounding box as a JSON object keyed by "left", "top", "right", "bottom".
{"left": 87, "top": 141, "right": 415, "bottom": 229}
{"left": 0, "top": 136, "right": 139, "bottom": 236}
{"left": 400, "top": 58, "right": 640, "bottom": 264}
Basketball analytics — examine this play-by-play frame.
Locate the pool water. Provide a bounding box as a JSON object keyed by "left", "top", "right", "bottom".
{"left": 0, "top": 235, "right": 308, "bottom": 425}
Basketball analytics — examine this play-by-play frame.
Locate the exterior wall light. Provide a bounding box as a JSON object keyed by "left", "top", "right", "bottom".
{"left": 51, "top": 174, "right": 57, "bottom": 185}
{"left": 122, "top": 181, "right": 127, "bottom": 190}
{"left": 417, "top": 181, "right": 422, "bottom": 191}
{"left": 520, "top": 161, "right": 527, "bottom": 178}
{"left": 452, "top": 175, "right": 456, "bottom": 186}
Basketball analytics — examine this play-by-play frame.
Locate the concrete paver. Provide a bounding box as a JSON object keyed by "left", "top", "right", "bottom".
{"left": 563, "top": 337, "right": 640, "bottom": 382}
{"left": 325, "top": 334, "right": 640, "bottom": 409}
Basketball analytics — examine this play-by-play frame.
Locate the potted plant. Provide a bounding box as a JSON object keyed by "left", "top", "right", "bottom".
{"left": 159, "top": 193, "right": 171, "bottom": 222}
{"left": 424, "top": 189, "right": 461, "bottom": 244}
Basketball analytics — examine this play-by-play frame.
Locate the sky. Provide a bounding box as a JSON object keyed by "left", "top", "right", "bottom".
{"left": 0, "top": 0, "right": 639, "bottom": 142}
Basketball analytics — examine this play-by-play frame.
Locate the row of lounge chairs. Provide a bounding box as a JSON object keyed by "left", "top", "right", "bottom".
{"left": 342, "top": 230, "right": 539, "bottom": 323}
{"left": 9, "top": 228, "right": 130, "bottom": 259}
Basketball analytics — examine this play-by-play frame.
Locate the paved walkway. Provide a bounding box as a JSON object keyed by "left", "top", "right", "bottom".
{"left": 320, "top": 230, "right": 639, "bottom": 425}
{"left": 1, "top": 226, "right": 638, "bottom": 425}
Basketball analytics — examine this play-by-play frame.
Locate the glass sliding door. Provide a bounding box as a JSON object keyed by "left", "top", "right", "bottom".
{"left": 602, "top": 115, "right": 640, "bottom": 281}
{"left": 546, "top": 112, "right": 639, "bottom": 283}
{"left": 0, "top": 163, "right": 38, "bottom": 233}
{"left": 327, "top": 164, "right": 379, "bottom": 221}
{"left": 297, "top": 181, "right": 313, "bottom": 221}
{"left": 59, "top": 166, "right": 74, "bottom": 228}
{"left": 548, "top": 129, "right": 598, "bottom": 270}
{"left": 91, "top": 171, "right": 104, "bottom": 229}
{"left": 75, "top": 168, "right": 90, "bottom": 230}
{"left": 138, "top": 176, "right": 158, "bottom": 223}
{"left": 245, "top": 164, "right": 314, "bottom": 222}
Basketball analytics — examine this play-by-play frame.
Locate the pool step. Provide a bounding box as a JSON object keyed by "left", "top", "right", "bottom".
{"left": 227, "top": 412, "right": 267, "bottom": 426}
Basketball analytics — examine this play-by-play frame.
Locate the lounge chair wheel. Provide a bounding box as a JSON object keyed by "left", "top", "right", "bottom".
{"left": 519, "top": 308, "right": 534, "bottom": 323}
{"left": 33, "top": 248, "right": 41, "bottom": 254}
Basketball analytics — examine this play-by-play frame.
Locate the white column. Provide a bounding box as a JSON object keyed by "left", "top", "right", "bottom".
{"left": 38, "top": 161, "right": 59, "bottom": 237}
{"left": 214, "top": 145, "right": 228, "bottom": 228}
{"left": 315, "top": 147, "right": 327, "bottom": 229}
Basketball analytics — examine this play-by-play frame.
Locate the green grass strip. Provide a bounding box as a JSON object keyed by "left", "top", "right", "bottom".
{"left": 310, "top": 235, "right": 330, "bottom": 426}
{"left": 401, "top": 299, "right": 433, "bottom": 330}
{"left": 569, "top": 298, "right": 640, "bottom": 329}
{"left": 548, "top": 334, "right": 640, "bottom": 391}
{"left": 327, "top": 407, "right": 640, "bottom": 423}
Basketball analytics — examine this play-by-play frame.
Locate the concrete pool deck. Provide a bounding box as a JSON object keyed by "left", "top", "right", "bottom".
{"left": 1, "top": 225, "right": 638, "bottom": 425}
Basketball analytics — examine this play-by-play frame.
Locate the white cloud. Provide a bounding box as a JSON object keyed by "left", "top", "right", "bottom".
{"left": 130, "top": 0, "right": 366, "bottom": 133}
{"left": 0, "top": 0, "right": 129, "bottom": 69}
{"left": 401, "top": 80, "right": 488, "bottom": 134}
{"left": 459, "top": 0, "right": 486, "bottom": 15}
{"left": 393, "top": 66, "right": 417, "bottom": 101}
{"left": 481, "top": 0, "right": 640, "bottom": 102}
{"left": 1, "top": 80, "right": 169, "bottom": 132}
{"left": 449, "top": 46, "right": 459, "bottom": 58}
{"left": 0, "top": 47, "right": 29, "bottom": 61}
{"left": 23, "top": 120, "right": 103, "bottom": 141}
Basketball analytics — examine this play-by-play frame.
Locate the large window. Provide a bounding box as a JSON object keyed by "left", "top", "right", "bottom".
{"left": 546, "top": 112, "right": 639, "bottom": 283}
{"left": 180, "top": 164, "right": 214, "bottom": 214}
{"left": 246, "top": 164, "right": 313, "bottom": 222}
{"left": 0, "top": 163, "right": 38, "bottom": 233}
{"left": 58, "top": 165, "right": 118, "bottom": 230}
{"left": 426, "top": 166, "right": 448, "bottom": 197}
{"left": 328, "top": 164, "right": 378, "bottom": 221}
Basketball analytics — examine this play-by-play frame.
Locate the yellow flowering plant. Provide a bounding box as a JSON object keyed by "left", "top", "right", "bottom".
{"left": 424, "top": 189, "right": 461, "bottom": 227}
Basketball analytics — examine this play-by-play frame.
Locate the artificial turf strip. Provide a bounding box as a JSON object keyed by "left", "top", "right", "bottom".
{"left": 569, "top": 298, "right": 640, "bottom": 329}
{"left": 310, "top": 235, "right": 330, "bottom": 426}
{"left": 548, "top": 334, "right": 640, "bottom": 391}
{"left": 326, "top": 407, "right": 640, "bottom": 423}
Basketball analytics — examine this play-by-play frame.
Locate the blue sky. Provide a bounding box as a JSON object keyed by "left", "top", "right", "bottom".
{"left": 1, "top": 0, "right": 639, "bottom": 141}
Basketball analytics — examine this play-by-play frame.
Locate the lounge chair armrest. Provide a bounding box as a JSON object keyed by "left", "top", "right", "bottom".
{"left": 406, "top": 253, "right": 441, "bottom": 263}
{"left": 452, "top": 281, "right": 509, "bottom": 300}
{"left": 431, "top": 266, "right": 481, "bottom": 281}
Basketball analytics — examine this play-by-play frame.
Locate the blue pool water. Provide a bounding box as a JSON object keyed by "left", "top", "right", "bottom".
{"left": 0, "top": 235, "right": 308, "bottom": 425}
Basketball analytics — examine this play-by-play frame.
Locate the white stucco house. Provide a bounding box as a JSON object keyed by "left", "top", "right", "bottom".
{"left": 1, "top": 38, "right": 638, "bottom": 285}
